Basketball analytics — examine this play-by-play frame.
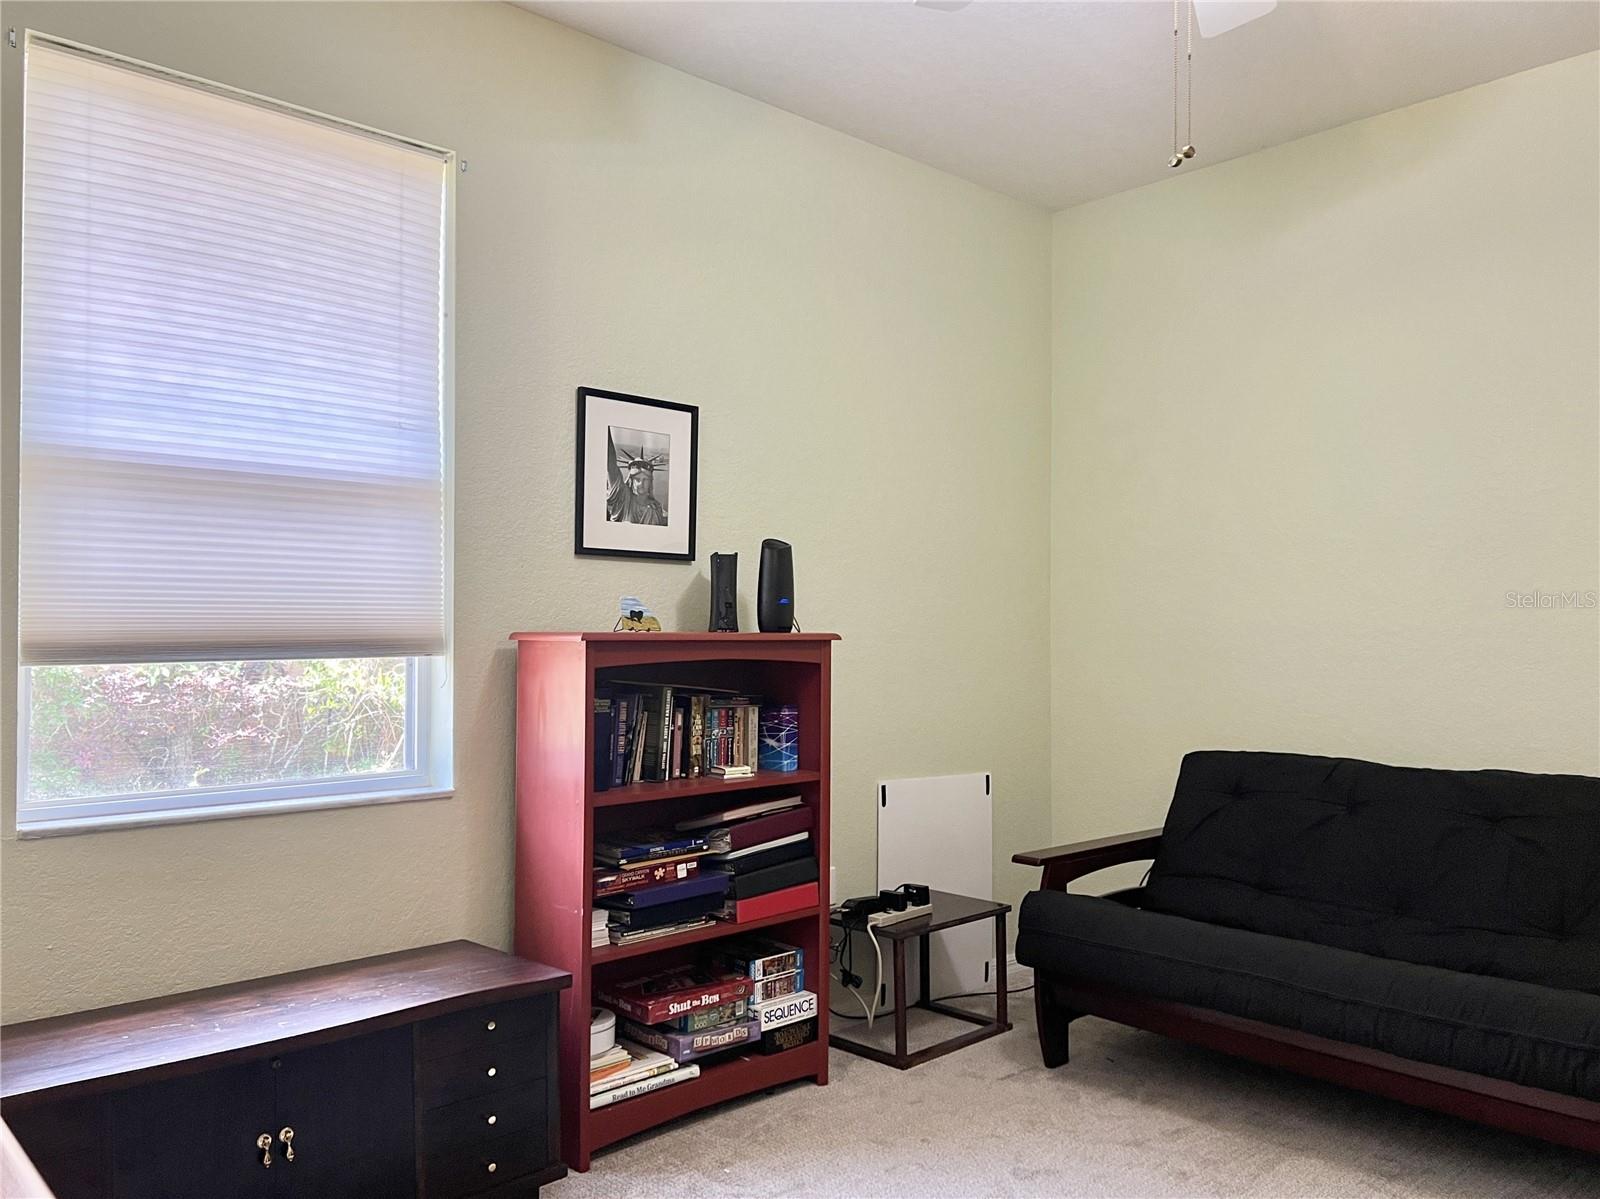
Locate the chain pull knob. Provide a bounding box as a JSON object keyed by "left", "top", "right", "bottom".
{"left": 257, "top": 1133, "right": 273, "bottom": 1168}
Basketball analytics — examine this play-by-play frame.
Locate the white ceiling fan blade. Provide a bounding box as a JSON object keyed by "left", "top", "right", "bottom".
{"left": 913, "top": 0, "right": 975, "bottom": 11}
{"left": 1193, "top": 0, "right": 1277, "bottom": 38}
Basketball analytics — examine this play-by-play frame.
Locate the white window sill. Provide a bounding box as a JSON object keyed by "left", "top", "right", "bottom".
{"left": 15, "top": 785, "right": 454, "bottom": 839}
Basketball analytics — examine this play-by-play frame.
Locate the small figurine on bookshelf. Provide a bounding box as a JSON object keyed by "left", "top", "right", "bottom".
{"left": 613, "top": 595, "right": 662, "bottom": 632}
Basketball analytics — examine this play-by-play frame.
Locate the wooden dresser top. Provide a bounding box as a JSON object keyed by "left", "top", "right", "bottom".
{"left": 1, "top": 941, "right": 569, "bottom": 1107}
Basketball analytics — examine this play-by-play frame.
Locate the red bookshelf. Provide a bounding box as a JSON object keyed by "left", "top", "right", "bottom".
{"left": 509, "top": 631, "right": 836, "bottom": 1171}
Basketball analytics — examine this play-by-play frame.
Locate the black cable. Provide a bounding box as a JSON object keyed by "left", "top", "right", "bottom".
{"left": 928, "top": 984, "right": 1034, "bottom": 1003}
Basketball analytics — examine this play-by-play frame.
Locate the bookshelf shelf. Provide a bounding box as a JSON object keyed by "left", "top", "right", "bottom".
{"left": 587, "top": 1039, "right": 826, "bottom": 1152}
{"left": 590, "top": 905, "right": 821, "bottom": 965}
{"left": 593, "top": 769, "right": 821, "bottom": 809}
{"left": 511, "top": 631, "right": 836, "bottom": 1172}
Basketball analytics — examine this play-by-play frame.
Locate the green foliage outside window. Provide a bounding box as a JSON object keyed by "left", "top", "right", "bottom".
{"left": 27, "top": 658, "right": 408, "bottom": 800}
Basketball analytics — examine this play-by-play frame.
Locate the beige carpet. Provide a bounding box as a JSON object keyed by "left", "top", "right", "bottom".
{"left": 557, "top": 978, "right": 1597, "bottom": 1198}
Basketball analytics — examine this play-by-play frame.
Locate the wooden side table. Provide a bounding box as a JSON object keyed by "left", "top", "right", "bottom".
{"left": 829, "top": 890, "right": 1012, "bottom": 1069}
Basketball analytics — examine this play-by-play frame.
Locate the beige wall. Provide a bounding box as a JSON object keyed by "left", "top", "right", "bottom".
{"left": 1050, "top": 53, "right": 1600, "bottom": 850}
{"left": 2, "top": 7, "right": 1594, "bottom": 1024}
{"left": 0, "top": 2, "right": 1053, "bottom": 1021}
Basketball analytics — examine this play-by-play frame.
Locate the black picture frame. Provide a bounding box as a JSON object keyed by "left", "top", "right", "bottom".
{"left": 574, "top": 387, "right": 699, "bottom": 561}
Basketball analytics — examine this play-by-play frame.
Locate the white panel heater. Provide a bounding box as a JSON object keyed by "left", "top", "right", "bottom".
{"left": 876, "top": 772, "right": 993, "bottom": 1002}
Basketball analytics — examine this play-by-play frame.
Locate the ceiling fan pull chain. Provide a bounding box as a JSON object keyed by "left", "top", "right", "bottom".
{"left": 1183, "top": 0, "right": 1197, "bottom": 159}
{"left": 1170, "top": 0, "right": 1182, "bottom": 167}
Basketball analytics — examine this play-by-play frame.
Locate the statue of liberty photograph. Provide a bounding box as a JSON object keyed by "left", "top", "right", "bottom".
{"left": 606, "top": 426, "right": 669, "bottom": 526}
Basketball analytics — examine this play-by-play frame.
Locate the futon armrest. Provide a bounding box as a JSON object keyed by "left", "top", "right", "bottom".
{"left": 1012, "top": 828, "right": 1163, "bottom": 890}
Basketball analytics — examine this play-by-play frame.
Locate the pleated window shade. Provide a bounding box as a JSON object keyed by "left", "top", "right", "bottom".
{"left": 19, "top": 38, "right": 449, "bottom": 666}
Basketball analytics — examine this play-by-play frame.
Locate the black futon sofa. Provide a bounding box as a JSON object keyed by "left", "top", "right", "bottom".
{"left": 1013, "top": 751, "right": 1600, "bottom": 1151}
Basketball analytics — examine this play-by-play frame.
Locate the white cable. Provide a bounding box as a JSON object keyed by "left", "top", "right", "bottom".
{"left": 864, "top": 923, "right": 884, "bottom": 1029}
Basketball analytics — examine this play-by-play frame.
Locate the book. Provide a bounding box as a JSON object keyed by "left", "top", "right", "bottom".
{"left": 604, "top": 893, "right": 727, "bottom": 931}
{"left": 711, "top": 764, "right": 754, "bottom": 778}
{"left": 594, "top": 831, "right": 710, "bottom": 868}
{"left": 715, "top": 937, "right": 803, "bottom": 981}
{"left": 590, "top": 1043, "right": 629, "bottom": 1071}
{"left": 705, "top": 838, "right": 811, "bottom": 877}
{"left": 595, "top": 966, "right": 755, "bottom": 1025}
{"left": 717, "top": 880, "right": 818, "bottom": 924}
{"left": 639, "top": 685, "right": 674, "bottom": 781}
{"left": 589, "top": 1062, "right": 699, "bottom": 1109}
{"left": 719, "top": 855, "right": 818, "bottom": 901}
{"left": 675, "top": 794, "right": 803, "bottom": 831}
{"left": 590, "top": 1057, "right": 632, "bottom": 1085}
{"left": 660, "top": 997, "right": 748, "bottom": 1033}
{"left": 589, "top": 1042, "right": 677, "bottom": 1096}
{"left": 750, "top": 969, "right": 802, "bottom": 1004}
{"left": 629, "top": 704, "right": 649, "bottom": 783}
{"left": 593, "top": 693, "right": 613, "bottom": 794}
{"left": 608, "top": 682, "right": 695, "bottom": 782}
{"left": 620, "top": 1016, "right": 760, "bottom": 1063}
{"left": 703, "top": 806, "right": 814, "bottom": 855}
{"left": 751, "top": 989, "right": 817, "bottom": 1033}
{"left": 593, "top": 857, "right": 702, "bottom": 898}
{"left": 596, "top": 871, "right": 728, "bottom": 910}
{"left": 707, "top": 830, "right": 809, "bottom": 862}
{"left": 757, "top": 1016, "right": 817, "bottom": 1055}
{"left": 611, "top": 693, "right": 633, "bottom": 788}
{"left": 689, "top": 694, "right": 706, "bottom": 778}
{"left": 607, "top": 917, "right": 716, "bottom": 946}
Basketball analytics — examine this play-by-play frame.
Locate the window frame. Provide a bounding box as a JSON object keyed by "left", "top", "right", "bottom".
{"left": 13, "top": 32, "right": 456, "bottom": 837}
{"left": 16, "top": 656, "right": 453, "bottom": 836}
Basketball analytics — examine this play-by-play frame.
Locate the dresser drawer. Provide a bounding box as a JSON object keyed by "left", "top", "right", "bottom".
{"left": 421, "top": 1127, "right": 547, "bottom": 1199}
{"left": 417, "top": 996, "right": 550, "bottom": 1063}
{"left": 420, "top": 1082, "right": 547, "bottom": 1159}
{"left": 417, "top": 1039, "right": 546, "bottom": 1110}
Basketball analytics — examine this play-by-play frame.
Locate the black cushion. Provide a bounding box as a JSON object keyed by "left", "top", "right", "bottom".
{"left": 1016, "top": 890, "right": 1600, "bottom": 1099}
{"left": 1142, "top": 751, "right": 1600, "bottom": 994}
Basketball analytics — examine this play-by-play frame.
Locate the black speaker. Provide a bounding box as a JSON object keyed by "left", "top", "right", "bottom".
{"left": 709, "top": 552, "right": 738, "bottom": 633}
{"left": 757, "top": 539, "right": 794, "bottom": 633}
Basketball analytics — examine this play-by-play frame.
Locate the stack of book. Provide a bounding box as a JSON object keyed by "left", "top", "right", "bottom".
{"left": 590, "top": 908, "right": 610, "bottom": 949}
{"left": 596, "top": 682, "right": 765, "bottom": 787}
{"left": 596, "top": 965, "right": 760, "bottom": 1079}
{"left": 676, "top": 796, "right": 820, "bottom": 922}
{"left": 594, "top": 830, "right": 727, "bottom": 946}
{"left": 715, "top": 937, "right": 819, "bottom": 1053}
{"left": 588, "top": 1039, "right": 693, "bottom": 1110}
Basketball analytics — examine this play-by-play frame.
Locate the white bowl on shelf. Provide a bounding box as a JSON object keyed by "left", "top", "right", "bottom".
{"left": 590, "top": 1007, "right": 616, "bottom": 1058}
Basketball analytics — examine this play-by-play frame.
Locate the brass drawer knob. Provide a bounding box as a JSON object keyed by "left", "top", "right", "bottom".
{"left": 257, "top": 1133, "right": 273, "bottom": 1168}
{"left": 487, "top": 1162, "right": 498, "bottom": 1174}
{"left": 486, "top": 1066, "right": 497, "bottom": 1077}
{"left": 486, "top": 1019, "right": 497, "bottom": 1031}
{"left": 486, "top": 1114, "right": 497, "bottom": 1126}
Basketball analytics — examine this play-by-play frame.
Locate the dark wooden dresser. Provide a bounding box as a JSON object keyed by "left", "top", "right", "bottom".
{"left": 0, "top": 941, "right": 569, "bottom": 1199}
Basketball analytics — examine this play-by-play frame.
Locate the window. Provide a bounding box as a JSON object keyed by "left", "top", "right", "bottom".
{"left": 16, "top": 36, "right": 452, "bottom": 832}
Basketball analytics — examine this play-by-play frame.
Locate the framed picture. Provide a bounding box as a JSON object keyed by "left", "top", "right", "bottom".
{"left": 574, "top": 387, "right": 699, "bottom": 561}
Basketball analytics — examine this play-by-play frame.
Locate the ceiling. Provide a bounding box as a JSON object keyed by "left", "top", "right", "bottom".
{"left": 515, "top": 1, "right": 1600, "bottom": 210}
